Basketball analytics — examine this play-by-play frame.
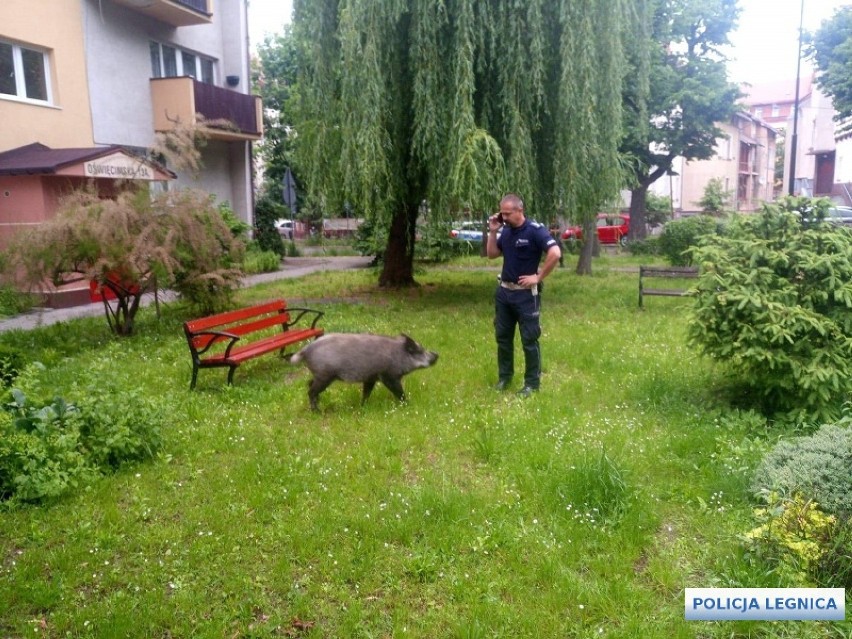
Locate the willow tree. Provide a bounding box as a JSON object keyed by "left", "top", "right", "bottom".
{"left": 294, "top": 0, "right": 634, "bottom": 284}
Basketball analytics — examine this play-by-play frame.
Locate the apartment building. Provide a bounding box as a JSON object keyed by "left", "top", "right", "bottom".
{"left": 743, "top": 76, "right": 851, "bottom": 202}
{"left": 0, "top": 0, "right": 261, "bottom": 247}
{"left": 650, "top": 112, "right": 778, "bottom": 214}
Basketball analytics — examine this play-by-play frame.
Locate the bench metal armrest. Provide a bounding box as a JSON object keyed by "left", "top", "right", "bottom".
{"left": 190, "top": 330, "right": 241, "bottom": 358}
{"left": 284, "top": 307, "right": 325, "bottom": 330}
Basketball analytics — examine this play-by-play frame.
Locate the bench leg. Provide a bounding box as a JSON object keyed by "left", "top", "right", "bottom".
{"left": 227, "top": 365, "right": 237, "bottom": 386}
{"left": 190, "top": 365, "right": 199, "bottom": 390}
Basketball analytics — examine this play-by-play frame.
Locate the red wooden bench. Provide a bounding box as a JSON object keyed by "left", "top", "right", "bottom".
{"left": 183, "top": 299, "right": 324, "bottom": 389}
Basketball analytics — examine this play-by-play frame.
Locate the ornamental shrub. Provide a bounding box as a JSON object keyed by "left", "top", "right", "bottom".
{"left": 751, "top": 421, "right": 852, "bottom": 517}
{"left": 687, "top": 199, "right": 852, "bottom": 421}
{"left": 0, "top": 372, "right": 164, "bottom": 506}
{"left": 744, "top": 493, "right": 837, "bottom": 579}
{"left": 3, "top": 187, "right": 245, "bottom": 334}
{"left": 657, "top": 215, "right": 724, "bottom": 266}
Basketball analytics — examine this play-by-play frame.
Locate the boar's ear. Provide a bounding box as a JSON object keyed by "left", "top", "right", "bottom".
{"left": 401, "top": 334, "right": 420, "bottom": 354}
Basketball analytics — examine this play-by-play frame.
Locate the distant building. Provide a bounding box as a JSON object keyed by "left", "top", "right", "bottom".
{"left": 650, "top": 111, "right": 777, "bottom": 214}
{"left": 0, "top": 0, "right": 262, "bottom": 247}
{"left": 742, "top": 75, "right": 851, "bottom": 204}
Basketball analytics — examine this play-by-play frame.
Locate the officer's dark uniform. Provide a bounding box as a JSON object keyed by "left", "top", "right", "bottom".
{"left": 495, "top": 219, "right": 558, "bottom": 390}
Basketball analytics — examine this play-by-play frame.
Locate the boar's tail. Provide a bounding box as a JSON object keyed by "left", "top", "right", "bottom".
{"left": 290, "top": 350, "right": 304, "bottom": 365}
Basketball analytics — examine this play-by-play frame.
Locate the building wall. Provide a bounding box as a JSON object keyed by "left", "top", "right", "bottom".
{"left": 836, "top": 136, "right": 852, "bottom": 185}
{"left": 78, "top": 0, "right": 255, "bottom": 223}
{"left": 0, "top": 0, "right": 94, "bottom": 149}
{"left": 650, "top": 114, "right": 776, "bottom": 214}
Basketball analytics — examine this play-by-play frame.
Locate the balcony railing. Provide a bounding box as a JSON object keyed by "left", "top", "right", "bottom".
{"left": 151, "top": 77, "right": 263, "bottom": 141}
{"left": 111, "top": 0, "right": 211, "bottom": 27}
{"left": 176, "top": 0, "right": 208, "bottom": 12}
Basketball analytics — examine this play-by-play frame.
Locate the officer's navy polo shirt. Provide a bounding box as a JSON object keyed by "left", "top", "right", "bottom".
{"left": 496, "top": 219, "right": 557, "bottom": 284}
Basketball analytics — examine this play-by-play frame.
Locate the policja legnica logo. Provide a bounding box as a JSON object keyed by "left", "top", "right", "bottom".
{"left": 685, "top": 588, "right": 845, "bottom": 621}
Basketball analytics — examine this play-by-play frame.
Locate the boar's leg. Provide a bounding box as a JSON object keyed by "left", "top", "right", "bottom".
{"left": 308, "top": 375, "right": 336, "bottom": 411}
{"left": 379, "top": 374, "right": 405, "bottom": 402}
{"left": 362, "top": 378, "right": 378, "bottom": 404}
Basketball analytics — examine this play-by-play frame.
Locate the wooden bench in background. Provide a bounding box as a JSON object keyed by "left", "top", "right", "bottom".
{"left": 183, "top": 299, "right": 324, "bottom": 389}
{"left": 638, "top": 265, "right": 699, "bottom": 308}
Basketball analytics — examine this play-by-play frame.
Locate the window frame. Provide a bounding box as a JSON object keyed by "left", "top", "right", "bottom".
{"left": 0, "top": 39, "right": 52, "bottom": 105}
{"left": 149, "top": 41, "right": 215, "bottom": 85}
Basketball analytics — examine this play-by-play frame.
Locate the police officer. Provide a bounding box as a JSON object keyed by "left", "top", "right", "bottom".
{"left": 487, "top": 193, "right": 561, "bottom": 397}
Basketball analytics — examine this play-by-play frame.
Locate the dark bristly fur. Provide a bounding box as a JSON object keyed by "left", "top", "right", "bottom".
{"left": 291, "top": 333, "right": 439, "bottom": 410}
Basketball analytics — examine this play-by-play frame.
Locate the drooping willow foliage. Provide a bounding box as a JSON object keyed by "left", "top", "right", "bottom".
{"left": 294, "top": 0, "right": 645, "bottom": 284}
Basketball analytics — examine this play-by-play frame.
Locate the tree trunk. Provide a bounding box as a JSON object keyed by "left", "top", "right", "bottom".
{"left": 379, "top": 205, "right": 418, "bottom": 287}
{"left": 629, "top": 186, "right": 648, "bottom": 241}
{"left": 574, "top": 219, "right": 598, "bottom": 275}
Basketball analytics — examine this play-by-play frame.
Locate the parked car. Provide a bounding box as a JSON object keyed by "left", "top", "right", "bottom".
{"left": 798, "top": 206, "right": 852, "bottom": 227}
{"left": 450, "top": 221, "right": 486, "bottom": 242}
{"left": 274, "top": 219, "right": 296, "bottom": 239}
{"left": 561, "top": 213, "right": 630, "bottom": 246}
{"left": 827, "top": 206, "right": 852, "bottom": 225}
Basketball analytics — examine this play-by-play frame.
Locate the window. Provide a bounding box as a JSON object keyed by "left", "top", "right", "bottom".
{"left": 149, "top": 41, "right": 214, "bottom": 84}
{"left": 181, "top": 51, "right": 197, "bottom": 79}
{"left": 771, "top": 104, "right": 780, "bottom": 117}
{"left": 753, "top": 107, "right": 763, "bottom": 118}
{"left": 0, "top": 40, "right": 50, "bottom": 103}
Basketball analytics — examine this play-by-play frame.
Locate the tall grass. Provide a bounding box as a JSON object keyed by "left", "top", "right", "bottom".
{"left": 0, "top": 258, "right": 847, "bottom": 638}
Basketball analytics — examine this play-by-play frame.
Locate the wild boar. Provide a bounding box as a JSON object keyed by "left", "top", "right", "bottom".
{"left": 290, "top": 333, "right": 439, "bottom": 410}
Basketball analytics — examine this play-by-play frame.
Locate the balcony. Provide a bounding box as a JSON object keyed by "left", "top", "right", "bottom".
{"left": 151, "top": 77, "right": 263, "bottom": 142}
{"left": 111, "top": 0, "right": 211, "bottom": 27}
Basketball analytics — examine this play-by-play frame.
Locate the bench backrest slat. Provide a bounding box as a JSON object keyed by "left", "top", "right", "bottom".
{"left": 639, "top": 266, "right": 699, "bottom": 278}
{"left": 185, "top": 300, "right": 291, "bottom": 351}
{"left": 185, "top": 300, "right": 287, "bottom": 333}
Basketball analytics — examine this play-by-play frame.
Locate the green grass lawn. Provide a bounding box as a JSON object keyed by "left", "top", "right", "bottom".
{"left": 0, "top": 255, "right": 848, "bottom": 638}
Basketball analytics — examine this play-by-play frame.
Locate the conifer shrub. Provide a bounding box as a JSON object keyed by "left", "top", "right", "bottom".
{"left": 687, "top": 199, "right": 852, "bottom": 421}
{"left": 747, "top": 421, "right": 852, "bottom": 586}
{"left": 751, "top": 422, "right": 852, "bottom": 518}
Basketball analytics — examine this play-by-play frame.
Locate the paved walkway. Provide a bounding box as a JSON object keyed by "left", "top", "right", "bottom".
{"left": 0, "top": 255, "right": 374, "bottom": 333}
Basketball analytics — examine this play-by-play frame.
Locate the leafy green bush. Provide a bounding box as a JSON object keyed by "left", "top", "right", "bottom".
{"left": 0, "top": 390, "right": 91, "bottom": 503}
{"left": 698, "top": 177, "right": 733, "bottom": 215}
{"left": 751, "top": 422, "right": 852, "bottom": 517}
{"left": 217, "top": 200, "right": 251, "bottom": 239}
{"left": 0, "top": 344, "right": 26, "bottom": 387}
{"left": 657, "top": 215, "right": 723, "bottom": 265}
{"left": 242, "top": 246, "right": 281, "bottom": 274}
{"left": 626, "top": 236, "right": 660, "bottom": 256}
{"left": 644, "top": 192, "right": 672, "bottom": 229}
{"left": 0, "top": 285, "right": 38, "bottom": 317}
{"left": 353, "top": 217, "right": 387, "bottom": 260}
{"left": 687, "top": 201, "right": 852, "bottom": 421}
{"left": 253, "top": 193, "right": 287, "bottom": 257}
{"left": 75, "top": 388, "right": 163, "bottom": 470}
{"left": 0, "top": 379, "right": 164, "bottom": 505}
